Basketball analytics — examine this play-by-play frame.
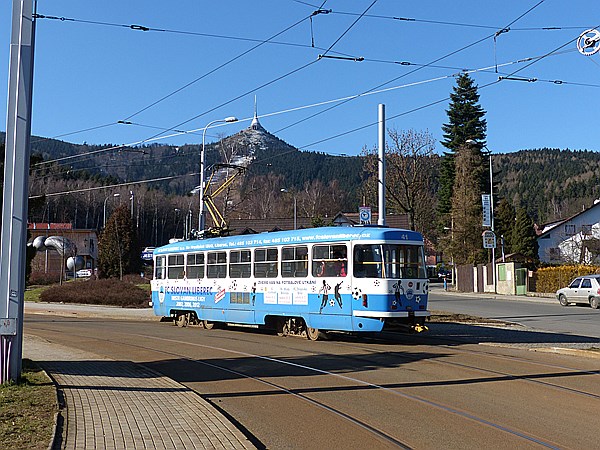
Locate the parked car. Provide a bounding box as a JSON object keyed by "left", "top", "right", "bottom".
{"left": 556, "top": 275, "right": 600, "bottom": 309}
{"left": 76, "top": 269, "right": 92, "bottom": 278}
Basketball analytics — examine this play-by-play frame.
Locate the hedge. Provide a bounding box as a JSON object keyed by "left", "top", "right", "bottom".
{"left": 534, "top": 265, "right": 600, "bottom": 293}
{"left": 39, "top": 278, "right": 150, "bottom": 308}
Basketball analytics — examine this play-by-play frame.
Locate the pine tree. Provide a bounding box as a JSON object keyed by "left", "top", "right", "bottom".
{"left": 494, "top": 198, "right": 516, "bottom": 255}
{"left": 448, "top": 145, "right": 487, "bottom": 264}
{"left": 511, "top": 207, "right": 539, "bottom": 261}
{"left": 98, "top": 205, "right": 140, "bottom": 279}
{"left": 439, "top": 74, "right": 487, "bottom": 219}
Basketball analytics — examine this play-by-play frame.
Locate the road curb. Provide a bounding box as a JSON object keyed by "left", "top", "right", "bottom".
{"left": 529, "top": 346, "right": 600, "bottom": 359}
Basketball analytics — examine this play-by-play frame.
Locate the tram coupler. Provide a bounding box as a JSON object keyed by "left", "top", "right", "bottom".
{"left": 410, "top": 323, "right": 428, "bottom": 333}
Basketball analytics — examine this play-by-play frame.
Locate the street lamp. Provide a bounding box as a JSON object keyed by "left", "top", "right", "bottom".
{"left": 129, "top": 190, "right": 134, "bottom": 220}
{"left": 280, "top": 188, "right": 297, "bottom": 230}
{"left": 199, "top": 116, "right": 238, "bottom": 233}
{"left": 466, "top": 139, "right": 495, "bottom": 292}
{"left": 174, "top": 208, "right": 181, "bottom": 239}
{"left": 443, "top": 225, "right": 455, "bottom": 288}
{"left": 103, "top": 193, "right": 120, "bottom": 228}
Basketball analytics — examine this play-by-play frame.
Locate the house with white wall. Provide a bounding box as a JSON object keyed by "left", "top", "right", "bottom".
{"left": 537, "top": 200, "right": 600, "bottom": 264}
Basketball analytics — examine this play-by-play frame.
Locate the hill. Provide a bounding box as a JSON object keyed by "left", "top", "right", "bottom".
{"left": 2, "top": 130, "right": 599, "bottom": 227}
{"left": 495, "top": 148, "right": 600, "bottom": 224}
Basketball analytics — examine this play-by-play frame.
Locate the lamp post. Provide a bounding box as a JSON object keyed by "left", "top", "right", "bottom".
{"left": 174, "top": 208, "right": 181, "bottom": 239}
{"left": 103, "top": 193, "right": 120, "bottom": 228}
{"left": 199, "top": 117, "right": 238, "bottom": 233}
{"left": 466, "top": 139, "right": 495, "bottom": 292}
{"left": 129, "top": 190, "right": 134, "bottom": 220}
{"left": 280, "top": 188, "right": 297, "bottom": 230}
{"left": 443, "top": 225, "right": 455, "bottom": 288}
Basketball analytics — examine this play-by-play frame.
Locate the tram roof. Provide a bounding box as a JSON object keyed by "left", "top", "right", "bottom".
{"left": 154, "top": 226, "right": 423, "bottom": 255}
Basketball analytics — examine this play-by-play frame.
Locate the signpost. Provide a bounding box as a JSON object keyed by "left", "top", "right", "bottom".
{"left": 482, "top": 230, "right": 497, "bottom": 249}
{"left": 482, "top": 194, "right": 491, "bottom": 228}
{"left": 359, "top": 207, "right": 372, "bottom": 225}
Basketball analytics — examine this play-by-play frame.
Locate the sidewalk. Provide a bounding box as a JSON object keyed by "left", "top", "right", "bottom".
{"left": 429, "top": 283, "right": 557, "bottom": 304}
{"left": 23, "top": 306, "right": 255, "bottom": 450}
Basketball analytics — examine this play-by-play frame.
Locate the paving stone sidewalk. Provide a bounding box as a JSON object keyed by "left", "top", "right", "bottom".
{"left": 24, "top": 335, "right": 255, "bottom": 450}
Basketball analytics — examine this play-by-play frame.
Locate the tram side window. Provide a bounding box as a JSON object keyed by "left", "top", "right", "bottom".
{"left": 167, "top": 254, "right": 185, "bottom": 279}
{"left": 312, "top": 244, "right": 347, "bottom": 277}
{"left": 207, "top": 251, "right": 227, "bottom": 278}
{"left": 230, "top": 250, "right": 251, "bottom": 278}
{"left": 254, "top": 247, "right": 278, "bottom": 278}
{"left": 281, "top": 245, "right": 308, "bottom": 278}
{"left": 186, "top": 253, "right": 205, "bottom": 279}
{"left": 154, "top": 256, "right": 166, "bottom": 280}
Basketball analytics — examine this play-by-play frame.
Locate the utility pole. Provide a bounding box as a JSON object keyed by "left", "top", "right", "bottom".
{"left": 378, "top": 104, "right": 386, "bottom": 226}
{"left": 1, "top": 0, "right": 35, "bottom": 384}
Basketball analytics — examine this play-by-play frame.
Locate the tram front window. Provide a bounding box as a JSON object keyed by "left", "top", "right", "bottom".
{"left": 353, "top": 244, "right": 426, "bottom": 279}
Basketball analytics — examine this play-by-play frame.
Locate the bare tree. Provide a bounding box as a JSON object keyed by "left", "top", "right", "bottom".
{"left": 362, "top": 128, "right": 439, "bottom": 236}
{"left": 240, "top": 173, "right": 284, "bottom": 219}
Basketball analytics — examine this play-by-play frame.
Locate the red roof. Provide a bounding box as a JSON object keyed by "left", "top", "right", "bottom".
{"left": 28, "top": 223, "right": 73, "bottom": 230}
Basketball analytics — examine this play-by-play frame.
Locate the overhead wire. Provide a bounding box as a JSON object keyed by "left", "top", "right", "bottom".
{"left": 31, "top": 0, "right": 378, "bottom": 197}
{"left": 291, "top": 26, "right": 598, "bottom": 155}
{"left": 34, "top": 2, "right": 580, "bottom": 143}
{"left": 323, "top": 3, "right": 589, "bottom": 32}
{"left": 29, "top": 172, "right": 200, "bottom": 199}
{"left": 31, "top": 2, "right": 597, "bottom": 195}
{"left": 121, "top": 15, "right": 313, "bottom": 122}
{"left": 273, "top": 0, "right": 548, "bottom": 134}
{"left": 124, "top": 0, "right": 377, "bottom": 151}
{"left": 32, "top": 44, "right": 596, "bottom": 176}
{"left": 32, "top": 0, "right": 376, "bottom": 169}
{"left": 33, "top": 13, "right": 352, "bottom": 56}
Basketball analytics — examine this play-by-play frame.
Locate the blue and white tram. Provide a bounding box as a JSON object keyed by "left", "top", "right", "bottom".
{"left": 150, "top": 226, "right": 430, "bottom": 339}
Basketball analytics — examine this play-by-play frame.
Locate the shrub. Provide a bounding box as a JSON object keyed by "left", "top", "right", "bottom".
{"left": 535, "top": 265, "right": 600, "bottom": 293}
{"left": 123, "top": 273, "right": 150, "bottom": 285}
{"left": 39, "top": 278, "right": 150, "bottom": 308}
{"left": 28, "top": 272, "right": 62, "bottom": 286}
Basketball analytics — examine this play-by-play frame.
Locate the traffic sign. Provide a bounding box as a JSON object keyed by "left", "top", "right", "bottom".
{"left": 359, "top": 207, "right": 371, "bottom": 225}
{"left": 482, "top": 194, "right": 491, "bottom": 227}
{"left": 482, "top": 230, "right": 496, "bottom": 249}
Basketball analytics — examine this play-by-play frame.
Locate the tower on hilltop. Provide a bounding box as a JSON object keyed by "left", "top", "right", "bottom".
{"left": 250, "top": 95, "right": 265, "bottom": 132}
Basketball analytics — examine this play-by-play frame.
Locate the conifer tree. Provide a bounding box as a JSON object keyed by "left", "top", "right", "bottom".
{"left": 98, "top": 205, "right": 140, "bottom": 279}
{"left": 448, "top": 145, "right": 487, "bottom": 264}
{"left": 494, "top": 198, "right": 516, "bottom": 254}
{"left": 439, "top": 74, "right": 487, "bottom": 220}
{"left": 511, "top": 207, "right": 539, "bottom": 261}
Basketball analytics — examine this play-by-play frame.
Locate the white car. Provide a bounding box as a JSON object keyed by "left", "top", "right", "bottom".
{"left": 556, "top": 275, "right": 600, "bottom": 309}
{"left": 76, "top": 269, "right": 92, "bottom": 278}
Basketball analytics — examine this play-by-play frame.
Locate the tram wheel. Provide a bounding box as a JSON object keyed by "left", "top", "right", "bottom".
{"left": 203, "top": 320, "right": 215, "bottom": 330}
{"left": 277, "top": 318, "right": 291, "bottom": 337}
{"left": 176, "top": 313, "right": 189, "bottom": 328}
{"left": 306, "top": 327, "right": 322, "bottom": 341}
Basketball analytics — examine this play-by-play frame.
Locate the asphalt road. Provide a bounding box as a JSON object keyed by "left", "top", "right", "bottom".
{"left": 429, "top": 285, "right": 600, "bottom": 340}
{"left": 24, "top": 310, "right": 600, "bottom": 449}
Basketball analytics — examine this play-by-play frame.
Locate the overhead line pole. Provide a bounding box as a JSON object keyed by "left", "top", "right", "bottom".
{"left": 1, "top": 0, "right": 35, "bottom": 384}
{"left": 378, "top": 104, "right": 386, "bottom": 226}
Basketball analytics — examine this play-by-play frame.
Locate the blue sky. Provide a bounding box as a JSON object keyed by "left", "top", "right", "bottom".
{"left": 1, "top": 0, "right": 599, "bottom": 157}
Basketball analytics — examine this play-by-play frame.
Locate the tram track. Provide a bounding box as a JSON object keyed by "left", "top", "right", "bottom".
{"left": 308, "top": 331, "right": 600, "bottom": 400}
{"left": 26, "top": 318, "right": 591, "bottom": 449}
